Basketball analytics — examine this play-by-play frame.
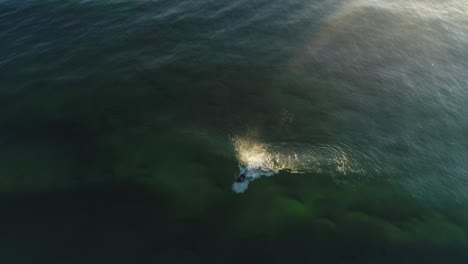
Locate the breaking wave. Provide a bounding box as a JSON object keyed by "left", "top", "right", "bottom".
{"left": 231, "top": 136, "right": 373, "bottom": 193}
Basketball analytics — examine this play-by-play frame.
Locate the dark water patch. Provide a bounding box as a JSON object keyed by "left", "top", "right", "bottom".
{"left": 0, "top": 169, "right": 467, "bottom": 263}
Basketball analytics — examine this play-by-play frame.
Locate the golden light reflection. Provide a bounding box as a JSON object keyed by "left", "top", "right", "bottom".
{"left": 232, "top": 136, "right": 363, "bottom": 176}
{"left": 291, "top": 0, "right": 468, "bottom": 68}
{"left": 233, "top": 137, "right": 302, "bottom": 173}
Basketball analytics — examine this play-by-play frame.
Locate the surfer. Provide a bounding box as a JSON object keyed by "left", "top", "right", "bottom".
{"left": 235, "top": 173, "right": 247, "bottom": 183}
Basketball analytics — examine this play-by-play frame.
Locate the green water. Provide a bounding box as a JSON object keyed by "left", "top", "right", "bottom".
{"left": 1, "top": 0, "right": 468, "bottom": 263}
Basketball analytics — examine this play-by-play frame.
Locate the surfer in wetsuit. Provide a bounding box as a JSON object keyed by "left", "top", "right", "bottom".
{"left": 236, "top": 173, "right": 247, "bottom": 183}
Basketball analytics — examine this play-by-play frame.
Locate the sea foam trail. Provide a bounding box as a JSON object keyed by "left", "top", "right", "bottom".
{"left": 231, "top": 137, "right": 371, "bottom": 193}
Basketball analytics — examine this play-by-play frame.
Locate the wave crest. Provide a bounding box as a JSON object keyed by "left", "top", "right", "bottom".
{"left": 231, "top": 137, "right": 369, "bottom": 193}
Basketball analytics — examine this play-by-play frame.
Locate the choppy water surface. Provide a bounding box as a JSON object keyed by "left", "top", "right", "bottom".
{"left": 1, "top": 0, "right": 468, "bottom": 263}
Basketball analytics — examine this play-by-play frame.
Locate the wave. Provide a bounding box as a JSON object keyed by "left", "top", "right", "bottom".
{"left": 231, "top": 136, "right": 372, "bottom": 193}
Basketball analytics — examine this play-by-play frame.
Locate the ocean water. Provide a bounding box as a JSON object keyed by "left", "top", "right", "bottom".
{"left": 1, "top": 0, "right": 468, "bottom": 263}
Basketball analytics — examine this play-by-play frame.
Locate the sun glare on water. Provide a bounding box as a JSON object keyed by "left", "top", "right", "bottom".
{"left": 231, "top": 137, "right": 367, "bottom": 193}
{"left": 233, "top": 137, "right": 303, "bottom": 174}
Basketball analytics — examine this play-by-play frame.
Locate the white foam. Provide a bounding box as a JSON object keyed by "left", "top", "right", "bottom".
{"left": 232, "top": 181, "right": 250, "bottom": 194}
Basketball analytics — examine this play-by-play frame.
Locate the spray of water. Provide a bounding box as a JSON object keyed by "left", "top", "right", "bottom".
{"left": 231, "top": 137, "right": 368, "bottom": 193}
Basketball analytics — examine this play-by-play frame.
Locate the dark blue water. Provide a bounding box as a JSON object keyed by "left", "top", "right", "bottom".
{"left": 1, "top": 0, "right": 468, "bottom": 263}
